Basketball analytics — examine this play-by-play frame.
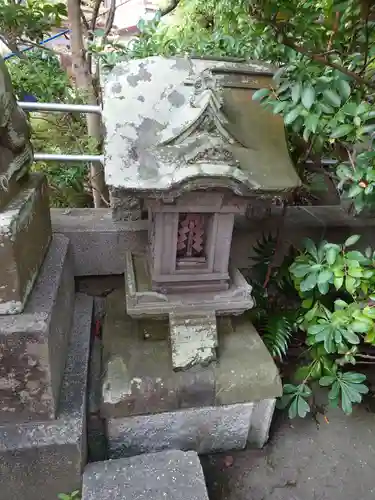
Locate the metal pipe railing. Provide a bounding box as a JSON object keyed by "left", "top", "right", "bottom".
{"left": 34, "top": 153, "right": 104, "bottom": 163}
{"left": 18, "top": 101, "right": 102, "bottom": 114}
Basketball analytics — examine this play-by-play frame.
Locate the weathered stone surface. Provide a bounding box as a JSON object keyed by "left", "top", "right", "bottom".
{"left": 101, "top": 290, "right": 279, "bottom": 420}
{"left": 107, "top": 403, "right": 254, "bottom": 457}
{"left": 247, "top": 397, "right": 276, "bottom": 448}
{"left": 51, "top": 208, "right": 148, "bottom": 275}
{"left": 169, "top": 311, "right": 218, "bottom": 370}
{"left": 109, "top": 186, "right": 143, "bottom": 221}
{"left": 0, "top": 293, "right": 93, "bottom": 500}
{"left": 176, "top": 368, "right": 215, "bottom": 409}
{"left": 101, "top": 290, "right": 217, "bottom": 418}
{"left": 0, "top": 173, "right": 51, "bottom": 314}
{"left": 214, "top": 316, "right": 282, "bottom": 405}
{"left": 0, "top": 234, "right": 74, "bottom": 423}
{"left": 82, "top": 450, "right": 209, "bottom": 500}
{"left": 102, "top": 57, "right": 300, "bottom": 197}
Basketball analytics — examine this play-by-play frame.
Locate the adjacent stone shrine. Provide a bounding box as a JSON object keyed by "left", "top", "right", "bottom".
{"left": 101, "top": 56, "right": 300, "bottom": 454}
{"left": 0, "top": 57, "right": 92, "bottom": 500}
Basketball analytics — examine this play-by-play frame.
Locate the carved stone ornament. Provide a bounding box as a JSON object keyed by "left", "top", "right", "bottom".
{"left": 103, "top": 56, "right": 301, "bottom": 196}
{"left": 0, "top": 57, "right": 33, "bottom": 194}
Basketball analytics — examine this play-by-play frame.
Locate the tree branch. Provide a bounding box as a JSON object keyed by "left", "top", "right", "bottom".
{"left": 103, "top": 0, "right": 116, "bottom": 41}
{"left": 90, "top": 0, "right": 103, "bottom": 31}
{"left": 269, "top": 21, "right": 375, "bottom": 89}
{"left": 159, "top": 0, "right": 181, "bottom": 16}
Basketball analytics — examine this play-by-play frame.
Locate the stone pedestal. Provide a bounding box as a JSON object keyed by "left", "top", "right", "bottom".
{"left": 0, "top": 292, "right": 93, "bottom": 500}
{"left": 0, "top": 173, "right": 51, "bottom": 314}
{"left": 0, "top": 235, "right": 74, "bottom": 423}
{"left": 101, "top": 290, "right": 282, "bottom": 457}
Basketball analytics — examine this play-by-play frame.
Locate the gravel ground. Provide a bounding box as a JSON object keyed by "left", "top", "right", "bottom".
{"left": 202, "top": 405, "right": 375, "bottom": 500}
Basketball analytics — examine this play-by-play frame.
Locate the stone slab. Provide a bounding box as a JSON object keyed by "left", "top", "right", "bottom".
{"left": 169, "top": 311, "right": 218, "bottom": 370}
{"left": 0, "top": 293, "right": 93, "bottom": 500}
{"left": 101, "top": 290, "right": 216, "bottom": 419}
{"left": 101, "top": 290, "right": 280, "bottom": 419}
{"left": 0, "top": 234, "right": 75, "bottom": 423}
{"left": 107, "top": 403, "right": 254, "bottom": 458}
{"left": 214, "top": 316, "right": 282, "bottom": 405}
{"left": 51, "top": 208, "right": 148, "bottom": 275}
{"left": 0, "top": 173, "right": 51, "bottom": 314}
{"left": 82, "top": 450, "right": 209, "bottom": 500}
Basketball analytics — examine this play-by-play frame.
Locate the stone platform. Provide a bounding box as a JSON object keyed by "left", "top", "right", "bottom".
{"left": 0, "top": 293, "right": 93, "bottom": 500}
{"left": 101, "top": 289, "right": 281, "bottom": 457}
{"left": 82, "top": 450, "right": 209, "bottom": 500}
{"left": 0, "top": 234, "right": 74, "bottom": 423}
{"left": 0, "top": 173, "right": 51, "bottom": 314}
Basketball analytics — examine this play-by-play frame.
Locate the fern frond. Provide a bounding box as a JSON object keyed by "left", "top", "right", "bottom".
{"left": 262, "top": 313, "right": 296, "bottom": 360}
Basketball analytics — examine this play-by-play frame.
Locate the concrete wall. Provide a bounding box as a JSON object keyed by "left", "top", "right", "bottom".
{"left": 51, "top": 208, "right": 375, "bottom": 277}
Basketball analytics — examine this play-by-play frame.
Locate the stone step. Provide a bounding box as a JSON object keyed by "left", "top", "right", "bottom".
{"left": 82, "top": 450, "right": 209, "bottom": 500}
{"left": 0, "top": 234, "right": 75, "bottom": 424}
{"left": 0, "top": 292, "right": 93, "bottom": 500}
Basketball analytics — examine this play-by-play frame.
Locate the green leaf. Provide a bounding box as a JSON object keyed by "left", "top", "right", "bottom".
{"left": 336, "top": 79, "right": 351, "bottom": 100}
{"left": 341, "top": 329, "right": 360, "bottom": 344}
{"left": 336, "top": 164, "right": 352, "bottom": 180}
{"left": 347, "top": 184, "right": 363, "bottom": 198}
{"left": 342, "top": 372, "right": 366, "bottom": 384}
{"left": 304, "top": 238, "right": 318, "bottom": 259}
{"left": 290, "top": 264, "right": 312, "bottom": 278}
{"left": 283, "top": 383, "right": 299, "bottom": 394}
{"left": 291, "top": 82, "right": 302, "bottom": 104}
{"left": 297, "top": 396, "right": 310, "bottom": 417}
{"left": 300, "top": 272, "right": 318, "bottom": 292}
{"left": 318, "top": 280, "right": 329, "bottom": 295}
{"left": 317, "top": 270, "right": 333, "bottom": 284}
{"left": 288, "top": 396, "right": 299, "bottom": 418}
{"left": 326, "top": 247, "right": 338, "bottom": 265}
{"left": 344, "top": 235, "right": 361, "bottom": 247}
{"left": 323, "top": 89, "right": 341, "bottom": 108}
{"left": 305, "top": 113, "right": 320, "bottom": 133}
{"left": 345, "top": 276, "right": 356, "bottom": 295}
{"left": 284, "top": 108, "right": 300, "bottom": 125}
{"left": 351, "top": 321, "right": 371, "bottom": 333}
{"left": 333, "top": 276, "right": 344, "bottom": 290}
{"left": 330, "top": 124, "right": 353, "bottom": 139}
{"left": 301, "top": 85, "right": 315, "bottom": 110}
{"left": 319, "top": 375, "right": 335, "bottom": 386}
{"left": 273, "top": 101, "right": 287, "bottom": 114}
{"left": 252, "top": 88, "right": 270, "bottom": 101}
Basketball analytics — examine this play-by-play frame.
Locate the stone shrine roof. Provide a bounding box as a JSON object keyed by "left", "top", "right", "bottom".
{"left": 102, "top": 56, "right": 301, "bottom": 196}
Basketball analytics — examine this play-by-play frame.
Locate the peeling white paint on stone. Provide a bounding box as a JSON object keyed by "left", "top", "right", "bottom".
{"left": 103, "top": 356, "right": 132, "bottom": 404}
{"left": 102, "top": 56, "right": 301, "bottom": 195}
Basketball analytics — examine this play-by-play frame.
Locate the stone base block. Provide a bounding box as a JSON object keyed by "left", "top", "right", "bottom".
{"left": 125, "top": 252, "right": 254, "bottom": 317}
{"left": 101, "top": 290, "right": 281, "bottom": 420}
{"left": 0, "top": 293, "right": 93, "bottom": 500}
{"left": 0, "top": 235, "right": 75, "bottom": 423}
{"left": 107, "top": 403, "right": 254, "bottom": 458}
{"left": 169, "top": 310, "right": 218, "bottom": 370}
{"left": 82, "top": 450, "right": 209, "bottom": 500}
{"left": 0, "top": 173, "right": 51, "bottom": 314}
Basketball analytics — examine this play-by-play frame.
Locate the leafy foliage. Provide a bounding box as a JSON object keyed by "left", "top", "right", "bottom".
{"left": 6, "top": 50, "right": 93, "bottom": 207}
{"left": 0, "top": 0, "right": 66, "bottom": 51}
{"left": 279, "top": 234, "right": 374, "bottom": 417}
{"left": 6, "top": 51, "right": 70, "bottom": 102}
{"left": 249, "top": 234, "right": 300, "bottom": 360}
{"left": 58, "top": 491, "right": 81, "bottom": 500}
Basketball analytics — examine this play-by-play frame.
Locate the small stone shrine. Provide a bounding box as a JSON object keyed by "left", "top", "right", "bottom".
{"left": 101, "top": 56, "right": 300, "bottom": 455}
{"left": 0, "top": 57, "right": 92, "bottom": 500}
